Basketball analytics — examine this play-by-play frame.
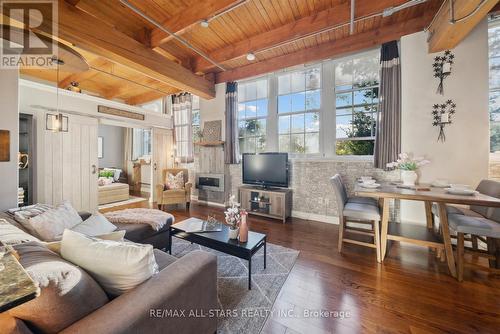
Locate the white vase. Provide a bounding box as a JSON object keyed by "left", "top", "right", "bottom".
{"left": 401, "top": 170, "right": 418, "bottom": 186}
{"left": 228, "top": 227, "right": 239, "bottom": 240}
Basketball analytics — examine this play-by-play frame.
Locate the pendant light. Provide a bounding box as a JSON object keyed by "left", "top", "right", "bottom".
{"left": 45, "top": 56, "right": 68, "bottom": 132}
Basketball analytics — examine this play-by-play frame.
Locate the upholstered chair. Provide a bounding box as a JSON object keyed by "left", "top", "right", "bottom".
{"left": 330, "top": 174, "right": 382, "bottom": 262}
{"left": 156, "top": 168, "right": 192, "bottom": 210}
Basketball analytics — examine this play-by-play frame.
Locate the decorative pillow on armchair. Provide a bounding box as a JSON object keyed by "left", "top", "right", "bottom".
{"left": 166, "top": 171, "right": 184, "bottom": 189}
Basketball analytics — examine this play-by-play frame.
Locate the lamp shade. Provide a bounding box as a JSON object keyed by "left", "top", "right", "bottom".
{"left": 0, "top": 130, "right": 10, "bottom": 162}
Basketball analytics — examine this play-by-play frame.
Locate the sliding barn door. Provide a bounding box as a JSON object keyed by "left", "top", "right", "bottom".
{"left": 152, "top": 127, "right": 173, "bottom": 203}
{"left": 37, "top": 113, "right": 98, "bottom": 212}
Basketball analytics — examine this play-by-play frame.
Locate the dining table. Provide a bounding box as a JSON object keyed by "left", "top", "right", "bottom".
{"left": 354, "top": 182, "right": 500, "bottom": 278}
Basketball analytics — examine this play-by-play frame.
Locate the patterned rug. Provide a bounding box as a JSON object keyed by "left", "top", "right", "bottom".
{"left": 171, "top": 238, "right": 299, "bottom": 334}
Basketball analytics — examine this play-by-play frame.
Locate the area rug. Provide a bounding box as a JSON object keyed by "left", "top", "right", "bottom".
{"left": 171, "top": 238, "right": 299, "bottom": 334}
{"left": 97, "top": 196, "right": 147, "bottom": 210}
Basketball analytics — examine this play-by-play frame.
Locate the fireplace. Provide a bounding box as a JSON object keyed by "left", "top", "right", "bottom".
{"left": 196, "top": 173, "right": 225, "bottom": 192}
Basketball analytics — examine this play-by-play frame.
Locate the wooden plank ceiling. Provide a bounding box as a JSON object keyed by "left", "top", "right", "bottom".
{"left": 16, "top": 0, "right": 445, "bottom": 104}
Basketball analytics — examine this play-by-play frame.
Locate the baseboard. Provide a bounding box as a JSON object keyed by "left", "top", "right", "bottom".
{"left": 291, "top": 210, "right": 338, "bottom": 225}
{"left": 191, "top": 195, "right": 339, "bottom": 224}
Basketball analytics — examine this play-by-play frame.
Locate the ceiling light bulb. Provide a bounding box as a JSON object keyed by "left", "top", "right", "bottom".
{"left": 200, "top": 19, "right": 209, "bottom": 28}
{"left": 246, "top": 53, "right": 256, "bottom": 61}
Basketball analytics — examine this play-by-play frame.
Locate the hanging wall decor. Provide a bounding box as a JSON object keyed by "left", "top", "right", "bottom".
{"left": 433, "top": 50, "right": 454, "bottom": 95}
{"left": 432, "top": 99, "right": 456, "bottom": 142}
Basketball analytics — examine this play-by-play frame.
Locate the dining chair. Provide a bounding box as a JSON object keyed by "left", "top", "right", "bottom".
{"left": 330, "top": 174, "right": 382, "bottom": 262}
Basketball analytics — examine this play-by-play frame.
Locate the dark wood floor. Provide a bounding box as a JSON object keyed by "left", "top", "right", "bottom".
{"left": 101, "top": 201, "right": 500, "bottom": 334}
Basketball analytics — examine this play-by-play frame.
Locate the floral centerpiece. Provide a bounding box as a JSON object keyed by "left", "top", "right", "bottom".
{"left": 387, "top": 153, "right": 430, "bottom": 186}
{"left": 224, "top": 195, "right": 241, "bottom": 239}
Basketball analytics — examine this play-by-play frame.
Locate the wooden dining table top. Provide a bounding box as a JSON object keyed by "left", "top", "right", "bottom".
{"left": 354, "top": 182, "right": 500, "bottom": 207}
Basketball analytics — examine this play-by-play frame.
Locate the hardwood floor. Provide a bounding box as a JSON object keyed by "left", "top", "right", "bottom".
{"left": 100, "top": 201, "right": 500, "bottom": 334}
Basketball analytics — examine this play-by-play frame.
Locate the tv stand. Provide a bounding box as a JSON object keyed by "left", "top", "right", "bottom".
{"left": 239, "top": 186, "right": 292, "bottom": 223}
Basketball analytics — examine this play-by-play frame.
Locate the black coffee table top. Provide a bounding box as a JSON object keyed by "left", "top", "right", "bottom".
{"left": 171, "top": 218, "right": 266, "bottom": 251}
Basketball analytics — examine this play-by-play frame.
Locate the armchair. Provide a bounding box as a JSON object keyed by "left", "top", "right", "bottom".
{"left": 156, "top": 168, "right": 192, "bottom": 210}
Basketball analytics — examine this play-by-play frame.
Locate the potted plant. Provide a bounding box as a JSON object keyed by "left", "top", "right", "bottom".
{"left": 224, "top": 195, "right": 241, "bottom": 239}
{"left": 387, "top": 153, "right": 430, "bottom": 186}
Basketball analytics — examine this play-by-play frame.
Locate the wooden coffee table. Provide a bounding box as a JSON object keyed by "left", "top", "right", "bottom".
{"left": 169, "top": 218, "right": 266, "bottom": 290}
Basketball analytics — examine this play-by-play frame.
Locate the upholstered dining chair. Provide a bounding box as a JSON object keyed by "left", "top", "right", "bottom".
{"left": 330, "top": 174, "right": 382, "bottom": 262}
{"left": 156, "top": 168, "right": 192, "bottom": 211}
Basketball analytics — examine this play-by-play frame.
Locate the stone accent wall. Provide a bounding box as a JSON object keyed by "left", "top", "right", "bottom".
{"left": 228, "top": 160, "right": 401, "bottom": 222}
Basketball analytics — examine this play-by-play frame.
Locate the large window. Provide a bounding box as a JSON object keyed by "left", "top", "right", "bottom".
{"left": 132, "top": 128, "right": 152, "bottom": 160}
{"left": 192, "top": 95, "right": 201, "bottom": 142}
{"left": 489, "top": 20, "right": 500, "bottom": 179}
{"left": 238, "top": 79, "right": 268, "bottom": 153}
{"left": 277, "top": 67, "right": 321, "bottom": 154}
{"left": 334, "top": 54, "right": 379, "bottom": 156}
{"left": 173, "top": 95, "right": 194, "bottom": 162}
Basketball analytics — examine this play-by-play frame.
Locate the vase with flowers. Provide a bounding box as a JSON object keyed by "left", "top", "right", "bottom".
{"left": 224, "top": 195, "right": 241, "bottom": 239}
{"left": 387, "top": 153, "right": 430, "bottom": 186}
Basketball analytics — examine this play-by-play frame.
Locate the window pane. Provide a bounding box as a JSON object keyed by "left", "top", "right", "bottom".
{"left": 278, "top": 74, "right": 291, "bottom": 95}
{"left": 337, "top": 107, "right": 352, "bottom": 115}
{"left": 256, "top": 80, "right": 267, "bottom": 99}
{"left": 255, "top": 99, "right": 268, "bottom": 117}
{"left": 246, "top": 81, "right": 257, "bottom": 101}
{"left": 239, "top": 84, "right": 246, "bottom": 101}
{"left": 305, "top": 133, "right": 319, "bottom": 153}
{"left": 305, "top": 112, "right": 319, "bottom": 132}
{"left": 336, "top": 92, "right": 352, "bottom": 108}
{"left": 336, "top": 115, "right": 351, "bottom": 139}
{"left": 291, "top": 92, "right": 305, "bottom": 112}
{"left": 238, "top": 102, "right": 246, "bottom": 119}
{"left": 306, "top": 68, "right": 321, "bottom": 90}
{"left": 335, "top": 60, "right": 353, "bottom": 89}
{"left": 246, "top": 137, "right": 256, "bottom": 153}
{"left": 291, "top": 113, "right": 305, "bottom": 133}
{"left": 290, "top": 134, "right": 305, "bottom": 153}
{"left": 354, "top": 89, "right": 373, "bottom": 105}
{"left": 336, "top": 140, "right": 374, "bottom": 155}
{"left": 306, "top": 89, "right": 321, "bottom": 111}
{"left": 279, "top": 115, "right": 290, "bottom": 134}
{"left": 256, "top": 136, "right": 266, "bottom": 152}
{"left": 279, "top": 135, "right": 290, "bottom": 152}
{"left": 372, "top": 87, "right": 379, "bottom": 103}
{"left": 245, "top": 119, "right": 266, "bottom": 135}
{"left": 192, "top": 110, "right": 200, "bottom": 126}
{"left": 353, "top": 55, "right": 379, "bottom": 87}
{"left": 245, "top": 101, "right": 257, "bottom": 119}
{"left": 255, "top": 119, "right": 266, "bottom": 136}
{"left": 238, "top": 121, "right": 247, "bottom": 137}
{"left": 278, "top": 95, "right": 291, "bottom": 113}
{"left": 351, "top": 112, "right": 375, "bottom": 138}
{"left": 239, "top": 137, "right": 245, "bottom": 153}
{"left": 192, "top": 95, "right": 200, "bottom": 110}
{"left": 291, "top": 71, "right": 305, "bottom": 92}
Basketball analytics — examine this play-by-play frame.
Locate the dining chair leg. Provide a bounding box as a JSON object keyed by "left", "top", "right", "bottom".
{"left": 438, "top": 202, "right": 457, "bottom": 278}
{"left": 374, "top": 220, "right": 381, "bottom": 263}
{"left": 338, "top": 216, "right": 345, "bottom": 253}
{"left": 471, "top": 235, "right": 478, "bottom": 251}
{"left": 380, "top": 198, "right": 390, "bottom": 261}
{"left": 457, "top": 232, "right": 465, "bottom": 282}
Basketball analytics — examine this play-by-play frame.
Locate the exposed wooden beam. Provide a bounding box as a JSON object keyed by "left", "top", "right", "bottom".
{"left": 150, "top": 0, "right": 241, "bottom": 48}
{"left": 428, "top": 0, "right": 499, "bottom": 53}
{"left": 215, "top": 13, "right": 435, "bottom": 83}
{"left": 23, "top": 1, "right": 215, "bottom": 98}
{"left": 125, "top": 90, "right": 167, "bottom": 105}
{"left": 194, "top": 0, "right": 411, "bottom": 73}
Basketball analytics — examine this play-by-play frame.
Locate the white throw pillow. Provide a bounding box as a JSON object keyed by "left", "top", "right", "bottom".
{"left": 60, "top": 229, "right": 159, "bottom": 296}
{"left": 45, "top": 230, "right": 126, "bottom": 255}
{"left": 166, "top": 171, "right": 184, "bottom": 189}
{"left": 27, "top": 201, "right": 82, "bottom": 241}
{"left": 71, "top": 213, "right": 117, "bottom": 236}
{"left": 0, "top": 219, "right": 41, "bottom": 245}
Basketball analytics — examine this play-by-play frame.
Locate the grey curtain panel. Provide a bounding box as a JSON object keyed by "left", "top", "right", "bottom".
{"left": 172, "top": 93, "right": 194, "bottom": 163}
{"left": 225, "top": 82, "right": 240, "bottom": 164}
{"left": 374, "top": 40, "right": 401, "bottom": 170}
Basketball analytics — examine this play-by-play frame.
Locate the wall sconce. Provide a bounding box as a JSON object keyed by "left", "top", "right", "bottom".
{"left": 0, "top": 130, "right": 10, "bottom": 161}
{"left": 46, "top": 113, "right": 68, "bottom": 132}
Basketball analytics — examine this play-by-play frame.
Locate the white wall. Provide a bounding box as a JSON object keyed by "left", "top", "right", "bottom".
{"left": 199, "top": 83, "right": 226, "bottom": 139}
{"left": 400, "top": 20, "right": 490, "bottom": 223}
{"left": 98, "top": 124, "right": 125, "bottom": 169}
{"left": 0, "top": 69, "right": 19, "bottom": 210}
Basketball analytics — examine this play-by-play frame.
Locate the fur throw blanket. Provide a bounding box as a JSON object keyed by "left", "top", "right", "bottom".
{"left": 104, "top": 209, "right": 174, "bottom": 231}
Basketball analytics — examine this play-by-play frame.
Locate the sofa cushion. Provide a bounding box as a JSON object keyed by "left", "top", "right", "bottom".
{"left": 26, "top": 201, "right": 82, "bottom": 241}
{"left": 71, "top": 213, "right": 117, "bottom": 236}
{"left": 0, "top": 219, "right": 41, "bottom": 246}
{"left": 153, "top": 249, "right": 177, "bottom": 270}
{"left": 113, "top": 215, "right": 173, "bottom": 243}
{"left": 60, "top": 230, "right": 159, "bottom": 296}
{"left": 8, "top": 242, "right": 109, "bottom": 333}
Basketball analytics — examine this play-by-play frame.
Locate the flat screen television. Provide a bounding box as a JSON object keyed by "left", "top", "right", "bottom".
{"left": 242, "top": 153, "right": 289, "bottom": 188}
